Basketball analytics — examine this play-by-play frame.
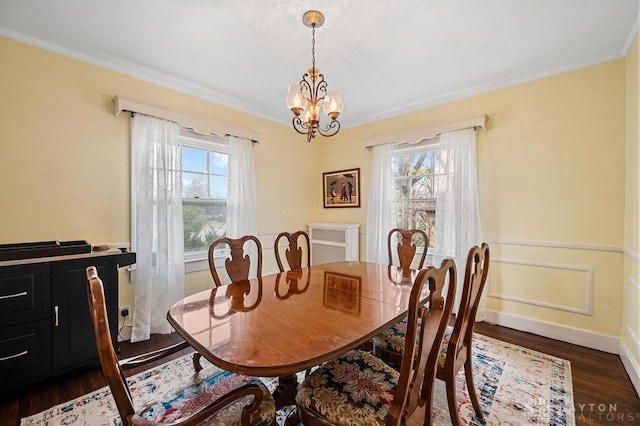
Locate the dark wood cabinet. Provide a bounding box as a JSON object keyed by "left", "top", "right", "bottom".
{"left": 0, "top": 248, "right": 135, "bottom": 395}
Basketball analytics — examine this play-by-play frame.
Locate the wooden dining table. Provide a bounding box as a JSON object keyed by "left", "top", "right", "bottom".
{"left": 166, "top": 261, "right": 425, "bottom": 410}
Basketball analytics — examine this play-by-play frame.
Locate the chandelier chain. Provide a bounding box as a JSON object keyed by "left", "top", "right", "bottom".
{"left": 311, "top": 24, "right": 316, "bottom": 73}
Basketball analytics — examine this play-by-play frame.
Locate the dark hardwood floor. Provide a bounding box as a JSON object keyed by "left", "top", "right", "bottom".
{"left": 1, "top": 322, "right": 639, "bottom": 425}
{"left": 474, "top": 322, "right": 640, "bottom": 425}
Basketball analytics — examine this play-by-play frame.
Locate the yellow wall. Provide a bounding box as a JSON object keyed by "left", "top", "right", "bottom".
{"left": 314, "top": 59, "right": 627, "bottom": 339}
{"left": 624, "top": 27, "right": 640, "bottom": 371}
{"left": 0, "top": 33, "right": 632, "bottom": 345}
{"left": 0, "top": 36, "right": 320, "bottom": 305}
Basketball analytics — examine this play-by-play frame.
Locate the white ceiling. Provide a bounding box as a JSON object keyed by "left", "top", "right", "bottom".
{"left": 0, "top": 0, "right": 638, "bottom": 129}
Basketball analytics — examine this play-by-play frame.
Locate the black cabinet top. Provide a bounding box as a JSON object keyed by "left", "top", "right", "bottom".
{"left": 0, "top": 243, "right": 135, "bottom": 268}
{"left": 0, "top": 240, "right": 92, "bottom": 262}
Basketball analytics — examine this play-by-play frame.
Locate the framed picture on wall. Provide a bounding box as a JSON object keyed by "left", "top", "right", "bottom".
{"left": 322, "top": 168, "right": 360, "bottom": 208}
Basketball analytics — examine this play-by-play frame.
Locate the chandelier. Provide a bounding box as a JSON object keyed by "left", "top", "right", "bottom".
{"left": 286, "top": 10, "right": 344, "bottom": 142}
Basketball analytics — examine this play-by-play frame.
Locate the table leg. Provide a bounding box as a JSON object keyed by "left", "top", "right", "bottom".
{"left": 272, "top": 373, "right": 299, "bottom": 411}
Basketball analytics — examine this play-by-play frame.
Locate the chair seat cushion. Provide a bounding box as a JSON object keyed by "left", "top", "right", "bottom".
{"left": 374, "top": 323, "right": 453, "bottom": 369}
{"left": 372, "top": 318, "right": 410, "bottom": 352}
{"left": 296, "top": 349, "right": 399, "bottom": 426}
{"left": 140, "top": 368, "right": 276, "bottom": 426}
{"left": 437, "top": 325, "right": 453, "bottom": 368}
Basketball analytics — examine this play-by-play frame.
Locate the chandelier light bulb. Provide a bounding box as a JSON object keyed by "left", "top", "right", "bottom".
{"left": 323, "top": 90, "right": 344, "bottom": 119}
{"left": 301, "top": 104, "right": 312, "bottom": 124}
{"left": 286, "top": 84, "right": 305, "bottom": 116}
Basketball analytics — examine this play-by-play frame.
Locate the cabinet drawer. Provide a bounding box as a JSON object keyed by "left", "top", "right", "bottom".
{"left": 0, "top": 264, "right": 50, "bottom": 326}
{"left": 0, "top": 319, "right": 51, "bottom": 383}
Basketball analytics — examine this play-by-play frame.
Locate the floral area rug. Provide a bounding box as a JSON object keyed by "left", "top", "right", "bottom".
{"left": 21, "top": 332, "right": 574, "bottom": 425}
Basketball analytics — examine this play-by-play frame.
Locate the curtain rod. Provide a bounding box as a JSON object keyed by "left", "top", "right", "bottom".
{"left": 362, "top": 114, "right": 488, "bottom": 148}
{"left": 113, "top": 95, "right": 261, "bottom": 143}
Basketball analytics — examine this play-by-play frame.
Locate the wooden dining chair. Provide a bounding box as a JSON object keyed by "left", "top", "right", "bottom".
{"left": 388, "top": 228, "right": 429, "bottom": 273}
{"left": 208, "top": 235, "right": 263, "bottom": 287}
{"left": 274, "top": 231, "right": 312, "bottom": 377}
{"left": 369, "top": 228, "right": 429, "bottom": 354}
{"left": 85, "top": 266, "right": 276, "bottom": 426}
{"left": 196, "top": 235, "right": 263, "bottom": 370}
{"left": 274, "top": 230, "right": 310, "bottom": 272}
{"left": 372, "top": 243, "right": 491, "bottom": 425}
{"left": 436, "top": 242, "right": 490, "bottom": 425}
{"left": 295, "top": 259, "right": 457, "bottom": 426}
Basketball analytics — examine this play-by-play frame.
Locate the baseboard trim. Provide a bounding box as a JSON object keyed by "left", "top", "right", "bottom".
{"left": 484, "top": 310, "right": 619, "bottom": 354}
{"left": 620, "top": 340, "right": 640, "bottom": 397}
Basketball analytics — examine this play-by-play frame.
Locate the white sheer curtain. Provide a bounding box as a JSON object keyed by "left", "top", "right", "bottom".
{"left": 226, "top": 135, "right": 258, "bottom": 278}
{"left": 130, "top": 114, "right": 185, "bottom": 342}
{"left": 366, "top": 143, "right": 395, "bottom": 263}
{"left": 433, "top": 128, "right": 484, "bottom": 317}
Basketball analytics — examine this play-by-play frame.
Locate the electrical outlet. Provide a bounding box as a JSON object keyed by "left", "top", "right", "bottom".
{"left": 120, "top": 305, "right": 130, "bottom": 318}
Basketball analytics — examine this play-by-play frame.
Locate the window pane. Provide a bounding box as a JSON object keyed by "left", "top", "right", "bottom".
{"left": 393, "top": 146, "right": 440, "bottom": 248}
{"left": 396, "top": 201, "right": 435, "bottom": 247}
{"left": 182, "top": 146, "right": 208, "bottom": 173}
{"left": 410, "top": 176, "right": 423, "bottom": 199}
{"left": 209, "top": 176, "right": 228, "bottom": 198}
{"left": 182, "top": 172, "right": 208, "bottom": 198}
{"left": 183, "top": 200, "right": 227, "bottom": 253}
{"left": 394, "top": 176, "right": 411, "bottom": 200}
{"left": 412, "top": 151, "right": 432, "bottom": 175}
{"left": 393, "top": 154, "right": 411, "bottom": 176}
{"left": 209, "top": 152, "right": 228, "bottom": 175}
{"left": 180, "top": 135, "right": 229, "bottom": 256}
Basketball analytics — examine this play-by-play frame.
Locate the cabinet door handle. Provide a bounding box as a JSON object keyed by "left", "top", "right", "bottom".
{"left": 54, "top": 305, "right": 59, "bottom": 327}
{"left": 0, "top": 350, "right": 28, "bottom": 362}
{"left": 0, "top": 291, "right": 28, "bottom": 300}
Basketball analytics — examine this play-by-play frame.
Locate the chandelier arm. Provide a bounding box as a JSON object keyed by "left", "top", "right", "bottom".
{"left": 299, "top": 75, "right": 313, "bottom": 98}
{"left": 316, "top": 74, "right": 327, "bottom": 93}
{"left": 316, "top": 75, "right": 327, "bottom": 100}
{"left": 317, "top": 119, "right": 341, "bottom": 138}
{"left": 292, "top": 116, "right": 310, "bottom": 135}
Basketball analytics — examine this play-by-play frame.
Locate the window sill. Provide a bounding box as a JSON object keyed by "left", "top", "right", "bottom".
{"left": 184, "top": 251, "right": 227, "bottom": 273}
{"left": 185, "top": 256, "right": 209, "bottom": 273}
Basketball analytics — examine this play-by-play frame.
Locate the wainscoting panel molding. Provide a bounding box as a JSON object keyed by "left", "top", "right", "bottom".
{"left": 486, "top": 237, "right": 622, "bottom": 253}
{"left": 488, "top": 258, "right": 594, "bottom": 315}
{"left": 624, "top": 247, "right": 640, "bottom": 262}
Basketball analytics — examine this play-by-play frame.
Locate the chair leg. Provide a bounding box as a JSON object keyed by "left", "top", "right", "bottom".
{"left": 422, "top": 373, "right": 436, "bottom": 426}
{"left": 464, "top": 357, "right": 484, "bottom": 420}
{"left": 445, "top": 368, "right": 461, "bottom": 426}
{"left": 193, "top": 352, "right": 203, "bottom": 372}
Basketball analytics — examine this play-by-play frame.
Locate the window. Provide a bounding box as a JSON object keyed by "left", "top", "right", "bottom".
{"left": 392, "top": 142, "right": 443, "bottom": 248}
{"left": 180, "top": 133, "right": 229, "bottom": 255}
